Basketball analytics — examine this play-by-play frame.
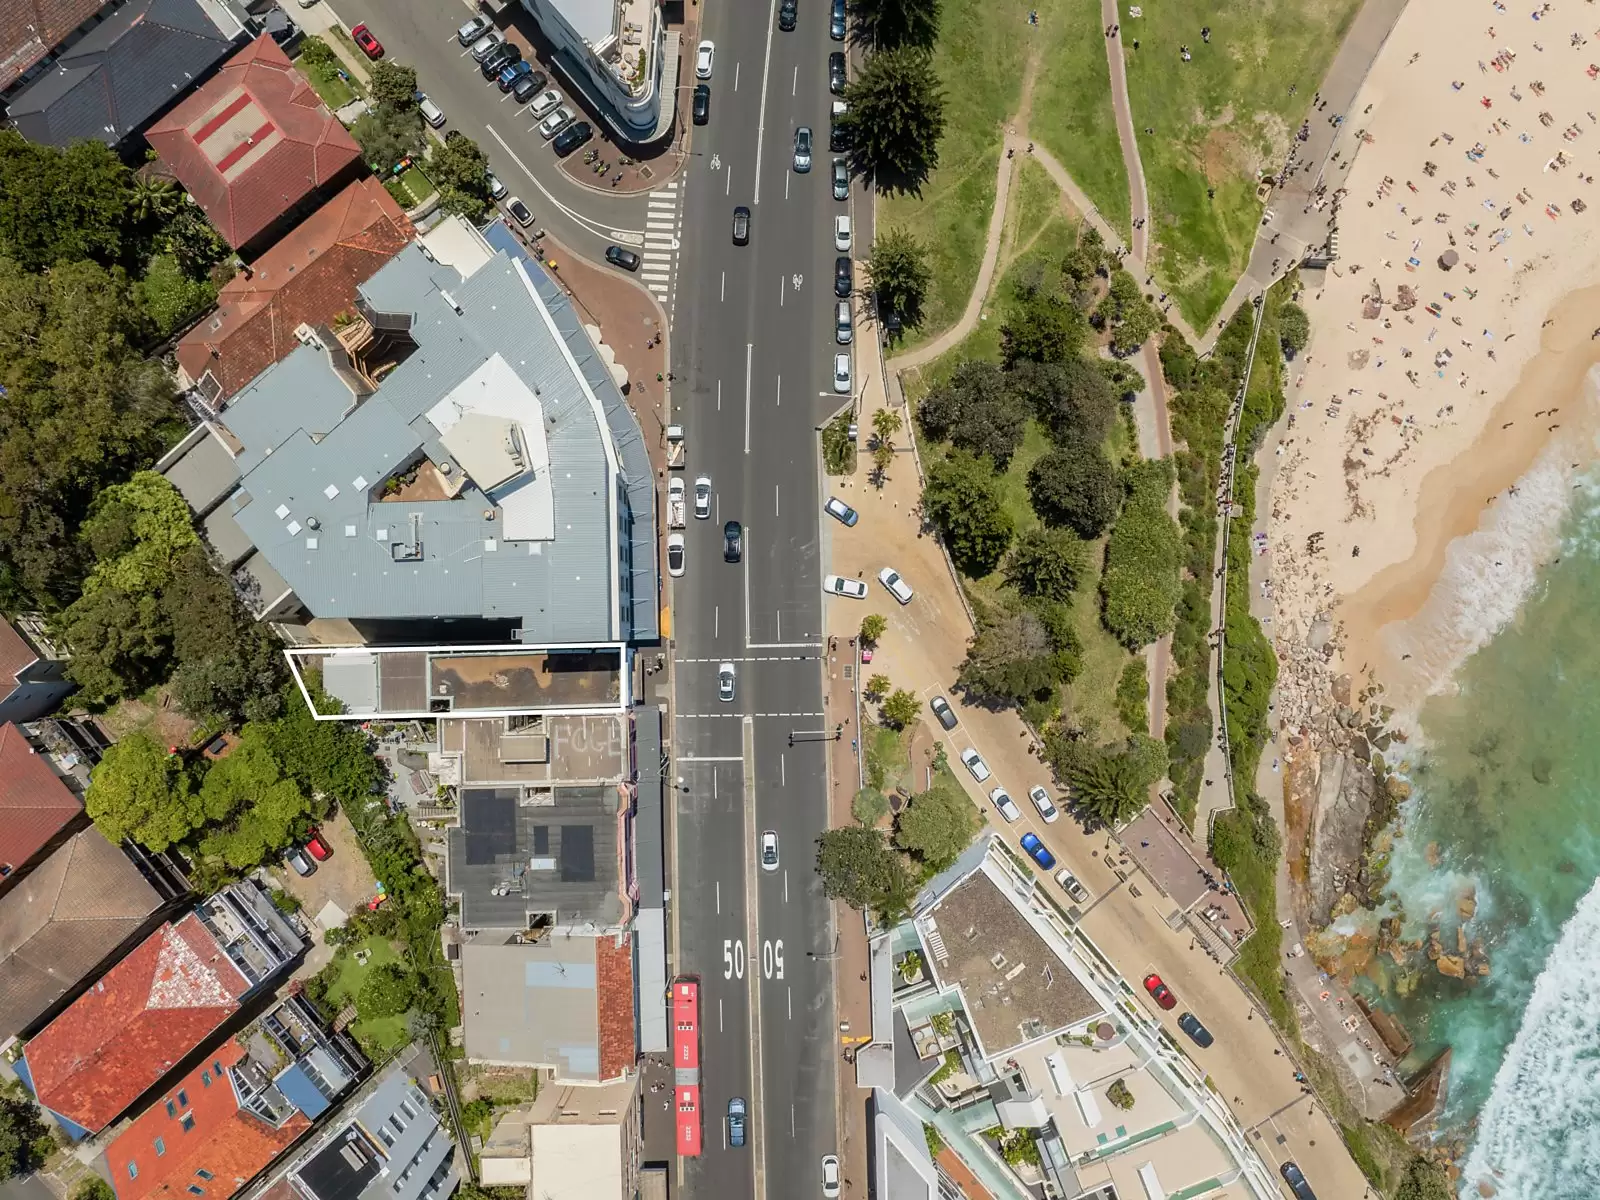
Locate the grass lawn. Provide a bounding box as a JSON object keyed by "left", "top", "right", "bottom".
{"left": 1029, "top": 0, "right": 1129, "bottom": 238}
{"left": 325, "top": 936, "right": 409, "bottom": 1052}
{"left": 383, "top": 166, "right": 436, "bottom": 210}
{"left": 1123, "top": 0, "right": 1362, "bottom": 328}
{"left": 865, "top": 723, "right": 914, "bottom": 794}
{"left": 294, "top": 37, "right": 363, "bottom": 109}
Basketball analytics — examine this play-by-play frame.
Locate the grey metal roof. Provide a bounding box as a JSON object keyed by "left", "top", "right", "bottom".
{"left": 461, "top": 938, "right": 601, "bottom": 1078}
{"left": 218, "top": 243, "right": 648, "bottom": 643}
{"left": 162, "top": 426, "right": 240, "bottom": 517}
{"left": 632, "top": 705, "right": 663, "bottom": 906}
{"left": 202, "top": 503, "right": 254, "bottom": 566}
{"left": 5, "top": 0, "right": 239, "bottom": 147}
{"left": 351, "top": 1070, "right": 457, "bottom": 1200}
{"left": 235, "top": 550, "right": 292, "bottom": 618}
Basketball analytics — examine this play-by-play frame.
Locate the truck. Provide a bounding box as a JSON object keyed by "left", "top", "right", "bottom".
{"left": 668, "top": 476, "right": 686, "bottom": 528}
{"left": 666, "top": 424, "right": 686, "bottom": 469}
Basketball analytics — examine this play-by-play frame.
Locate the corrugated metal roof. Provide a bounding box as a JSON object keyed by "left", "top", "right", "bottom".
{"left": 161, "top": 425, "right": 240, "bottom": 516}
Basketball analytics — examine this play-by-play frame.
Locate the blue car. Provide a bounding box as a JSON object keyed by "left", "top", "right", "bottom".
{"left": 1020, "top": 833, "right": 1055, "bottom": 871}
{"left": 498, "top": 59, "right": 534, "bottom": 91}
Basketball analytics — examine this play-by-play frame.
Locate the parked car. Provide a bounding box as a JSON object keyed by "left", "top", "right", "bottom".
{"left": 512, "top": 71, "right": 548, "bottom": 102}
{"left": 695, "top": 39, "right": 715, "bottom": 78}
{"left": 878, "top": 566, "right": 912, "bottom": 604}
{"left": 821, "top": 1155, "right": 841, "bottom": 1199}
{"left": 415, "top": 92, "right": 445, "bottom": 128}
{"left": 1278, "top": 1162, "right": 1318, "bottom": 1200}
{"left": 793, "top": 125, "right": 813, "bottom": 172}
{"left": 469, "top": 31, "right": 504, "bottom": 61}
{"left": 1177, "top": 1012, "right": 1214, "bottom": 1049}
{"left": 960, "top": 747, "right": 991, "bottom": 783}
{"left": 823, "top": 496, "right": 858, "bottom": 525}
{"left": 693, "top": 83, "right": 711, "bottom": 124}
{"left": 930, "top": 695, "right": 958, "bottom": 730}
{"left": 823, "top": 574, "right": 868, "bottom": 598}
{"left": 1020, "top": 831, "right": 1055, "bottom": 868}
{"left": 723, "top": 520, "right": 743, "bottom": 563}
{"left": 732, "top": 205, "right": 750, "bottom": 245}
{"left": 1028, "top": 785, "right": 1060, "bottom": 823}
{"left": 727, "top": 1097, "right": 747, "bottom": 1147}
{"left": 457, "top": 15, "right": 491, "bottom": 45}
{"left": 350, "top": 22, "right": 383, "bottom": 59}
{"left": 832, "top": 157, "right": 849, "bottom": 199}
{"left": 761, "top": 831, "right": 779, "bottom": 872}
{"left": 667, "top": 532, "right": 685, "bottom": 577}
{"left": 304, "top": 829, "right": 333, "bottom": 861}
{"left": 829, "top": 51, "right": 847, "bottom": 94}
{"left": 830, "top": 0, "right": 846, "bottom": 39}
{"left": 832, "top": 352, "right": 851, "bottom": 395}
{"left": 830, "top": 100, "right": 849, "bottom": 151}
{"left": 605, "top": 245, "right": 641, "bottom": 271}
{"left": 480, "top": 42, "right": 520, "bottom": 79}
{"left": 1143, "top": 973, "right": 1177, "bottom": 1010}
{"left": 486, "top": 170, "right": 507, "bottom": 199}
{"left": 834, "top": 214, "right": 851, "bottom": 251}
{"left": 1054, "top": 868, "right": 1089, "bottom": 904}
{"left": 499, "top": 59, "right": 534, "bottom": 91}
{"left": 694, "top": 475, "right": 712, "bottom": 519}
{"left": 285, "top": 846, "right": 316, "bottom": 876}
{"left": 834, "top": 255, "right": 852, "bottom": 296}
{"left": 552, "top": 121, "right": 592, "bottom": 156}
{"left": 539, "top": 105, "right": 574, "bottom": 138}
{"left": 719, "top": 662, "right": 736, "bottom": 703}
{"left": 835, "top": 299, "right": 852, "bottom": 345}
{"left": 779, "top": 0, "right": 798, "bottom": 30}
{"left": 990, "top": 788, "right": 1022, "bottom": 823}
{"left": 506, "top": 197, "right": 534, "bottom": 227}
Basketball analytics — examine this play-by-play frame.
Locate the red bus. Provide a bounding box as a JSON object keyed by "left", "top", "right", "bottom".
{"left": 672, "top": 977, "right": 702, "bottom": 1157}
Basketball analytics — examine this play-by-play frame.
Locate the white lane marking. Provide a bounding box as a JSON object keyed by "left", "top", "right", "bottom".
{"left": 784, "top": 171, "right": 790, "bottom": 201}
{"left": 792, "top": 64, "right": 798, "bottom": 96}
{"left": 753, "top": 0, "right": 779, "bottom": 203}
{"left": 744, "top": 343, "right": 753, "bottom": 454}
{"left": 647, "top": 219, "right": 676, "bottom": 229}
{"left": 780, "top": 754, "right": 786, "bottom": 786}
{"left": 485, "top": 123, "right": 643, "bottom": 242}
{"left": 783, "top": 869, "right": 789, "bottom": 903}
{"left": 721, "top": 271, "right": 726, "bottom": 302}
{"left": 747, "top": 641, "right": 822, "bottom": 650}
{"left": 775, "top": 374, "right": 782, "bottom": 407}
{"left": 677, "top": 755, "right": 746, "bottom": 762}
{"left": 676, "top": 712, "right": 827, "bottom": 719}
{"left": 675, "top": 655, "right": 820, "bottom": 663}
{"left": 736, "top": 61, "right": 741, "bottom": 92}
{"left": 717, "top": 379, "right": 722, "bottom": 411}
{"left": 716, "top": 880, "right": 721, "bottom": 914}
{"left": 774, "top": 484, "right": 780, "bottom": 517}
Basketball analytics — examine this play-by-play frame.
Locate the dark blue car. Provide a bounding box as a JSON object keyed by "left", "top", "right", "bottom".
{"left": 1020, "top": 832, "right": 1055, "bottom": 871}
{"left": 498, "top": 59, "right": 533, "bottom": 91}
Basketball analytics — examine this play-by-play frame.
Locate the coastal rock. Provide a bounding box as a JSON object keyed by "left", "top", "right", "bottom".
{"left": 1427, "top": 931, "right": 1442, "bottom": 961}
{"left": 1425, "top": 841, "right": 1442, "bottom": 867}
{"left": 1457, "top": 926, "right": 1468, "bottom": 955}
{"left": 1437, "top": 954, "right": 1467, "bottom": 979}
{"left": 1458, "top": 889, "right": 1477, "bottom": 921}
{"left": 1386, "top": 777, "right": 1412, "bottom": 803}
{"left": 1476, "top": 960, "right": 1492, "bottom": 977}
{"left": 1307, "top": 751, "right": 1379, "bottom": 926}
{"left": 1331, "top": 673, "right": 1353, "bottom": 706}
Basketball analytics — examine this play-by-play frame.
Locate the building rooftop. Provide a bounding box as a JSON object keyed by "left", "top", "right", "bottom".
{"left": 145, "top": 34, "right": 360, "bottom": 249}
{"left": 0, "top": 618, "right": 41, "bottom": 703}
{"left": 208, "top": 236, "right": 655, "bottom": 643}
{"left": 0, "top": 828, "right": 162, "bottom": 1038}
{"left": 547, "top": 0, "right": 618, "bottom": 47}
{"left": 178, "top": 178, "right": 414, "bottom": 408}
{"left": 0, "top": 722, "right": 84, "bottom": 875}
{"left": 917, "top": 870, "right": 1101, "bottom": 1059}
{"left": 0, "top": 0, "right": 110, "bottom": 90}
{"left": 285, "top": 1068, "right": 458, "bottom": 1200}
{"left": 445, "top": 786, "right": 623, "bottom": 931}
{"left": 460, "top": 931, "right": 634, "bottom": 1082}
{"left": 438, "top": 713, "right": 628, "bottom": 786}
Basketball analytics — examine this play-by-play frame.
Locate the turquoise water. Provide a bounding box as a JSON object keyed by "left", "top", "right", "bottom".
{"left": 1359, "top": 453, "right": 1600, "bottom": 1198}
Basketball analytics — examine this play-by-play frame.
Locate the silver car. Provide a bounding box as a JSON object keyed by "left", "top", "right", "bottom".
{"left": 469, "top": 31, "right": 504, "bottom": 61}
{"left": 458, "top": 15, "right": 491, "bottom": 44}
{"left": 836, "top": 299, "right": 853, "bottom": 345}
{"left": 539, "top": 106, "right": 574, "bottom": 138}
{"left": 833, "top": 351, "right": 851, "bottom": 394}
{"left": 761, "top": 831, "right": 779, "bottom": 872}
{"left": 794, "top": 126, "right": 813, "bottom": 172}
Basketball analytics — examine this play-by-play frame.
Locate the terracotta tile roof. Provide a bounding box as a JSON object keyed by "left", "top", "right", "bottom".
{"left": 25, "top": 913, "right": 252, "bottom": 1132}
{"left": 144, "top": 35, "right": 360, "bottom": 249}
{"left": 0, "top": 0, "right": 106, "bottom": 89}
{"left": 594, "top": 932, "right": 635, "bottom": 1082}
{"left": 176, "top": 178, "right": 413, "bottom": 407}
{"left": 107, "top": 1040, "right": 310, "bottom": 1200}
{"left": 0, "top": 723, "right": 84, "bottom": 874}
{"left": 0, "top": 617, "right": 38, "bottom": 705}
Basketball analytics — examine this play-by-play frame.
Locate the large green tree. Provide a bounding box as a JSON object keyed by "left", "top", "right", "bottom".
{"left": 358, "top": 962, "right": 419, "bottom": 1019}
{"left": 1001, "top": 291, "right": 1085, "bottom": 368}
{"left": 1064, "top": 743, "right": 1152, "bottom": 829}
{"left": 194, "top": 726, "right": 315, "bottom": 869}
{"left": 0, "top": 132, "right": 131, "bottom": 270}
{"left": 893, "top": 785, "right": 975, "bottom": 869}
{"left": 429, "top": 133, "right": 492, "bottom": 221}
{"left": 1100, "top": 460, "right": 1182, "bottom": 648}
{"left": 922, "top": 449, "right": 1014, "bottom": 576}
{"left": 352, "top": 106, "right": 425, "bottom": 173}
{"left": 849, "top": 0, "right": 941, "bottom": 48}
{"left": 0, "top": 1090, "right": 54, "bottom": 1181}
{"left": 1027, "top": 439, "right": 1120, "bottom": 539}
{"left": 1004, "top": 527, "right": 1089, "bottom": 602}
{"left": 868, "top": 227, "right": 932, "bottom": 330}
{"left": 86, "top": 732, "right": 201, "bottom": 850}
{"left": 840, "top": 48, "right": 945, "bottom": 189}
{"left": 1007, "top": 358, "right": 1115, "bottom": 446}
{"left": 918, "top": 360, "right": 1029, "bottom": 467}
{"left": 957, "top": 597, "right": 1079, "bottom": 707}
{"left": 369, "top": 61, "right": 420, "bottom": 113}
{"left": 879, "top": 688, "right": 922, "bottom": 730}
{"left": 816, "top": 826, "right": 911, "bottom": 915}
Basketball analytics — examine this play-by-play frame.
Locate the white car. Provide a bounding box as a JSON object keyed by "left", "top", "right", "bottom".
{"left": 694, "top": 474, "right": 712, "bottom": 519}
{"left": 539, "top": 106, "right": 574, "bottom": 138}
{"left": 667, "top": 532, "right": 685, "bottom": 577}
{"left": 695, "top": 39, "right": 715, "bottom": 79}
{"left": 823, "top": 574, "right": 868, "bottom": 598}
{"left": 833, "top": 352, "right": 852, "bottom": 395}
{"left": 878, "top": 566, "right": 913, "bottom": 605}
{"left": 834, "top": 214, "right": 851, "bottom": 251}
{"left": 1055, "top": 869, "right": 1090, "bottom": 904}
{"left": 821, "top": 1155, "right": 841, "bottom": 1199}
{"left": 718, "top": 661, "right": 736, "bottom": 702}
{"left": 485, "top": 170, "right": 507, "bottom": 199}
{"left": 989, "top": 786, "right": 1022, "bottom": 822}
{"left": 528, "top": 89, "right": 562, "bottom": 120}
{"left": 960, "top": 747, "right": 990, "bottom": 783}
{"left": 761, "top": 830, "right": 779, "bottom": 872}
{"left": 1029, "top": 785, "right": 1060, "bottom": 823}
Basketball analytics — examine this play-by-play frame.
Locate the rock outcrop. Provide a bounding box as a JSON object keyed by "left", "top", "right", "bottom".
{"left": 1308, "top": 750, "right": 1378, "bottom": 927}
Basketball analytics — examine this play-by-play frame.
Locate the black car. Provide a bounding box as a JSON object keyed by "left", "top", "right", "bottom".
{"left": 930, "top": 695, "right": 958, "bottom": 731}
{"left": 692, "top": 83, "right": 710, "bottom": 124}
{"left": 552, "top": 121, "right": 593, "bottom": 157}
{"left": 480, "top": 42, "right": 520, "bottom": 79}
{"left": 512, "top": 70, "right": 548, "bottom": 103}
{"left": 830, "top": 0, "right": 845, "bottom": 39}
{"left": 605, "top": 245, "right": 641, "bottom": 271}
{"left": 732, "top": 205, "right": 750, "bottom": 245}
{"left": 723, "top": 520, "right": 743, "bottom": 563}
{"left": 830, "top": 116, "right": 848, "bottom": 152}
{"left": 834, "top": 255, "right": 852, "bottom": 297}
{"left": 829, "top": 51, "right": 846, "bottom": 94}
{"left": 1176, "top": 1012, "right": 1214, "bottom": 1049}
{"left": 778, "top": 0, "right": 797, "bottom": 30}
{"left": 1279, "top": 1162, "right": 1317, "bottom": 1200}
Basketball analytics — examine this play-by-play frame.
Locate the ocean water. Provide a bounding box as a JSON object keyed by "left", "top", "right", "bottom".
{"left": 1359, "top": 424, "right": 1600, "bottom": 1198}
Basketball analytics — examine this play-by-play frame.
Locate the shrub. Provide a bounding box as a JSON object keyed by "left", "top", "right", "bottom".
{"left": 1100, "top": 459, "right": 1181, "bottom": 648}
{"left": 922, "top": 449, "right": 1013, "bottom": 576}
{"left": 1106, "top": 1079, "right": 1135, "bottom": 1110}
{"left": 853, "top": 788, "right": 890, "bottom": 826}
{"left": 1027, "top": 439, "right": 1119, "bottom": 538}
{"left": 1116, "top": 659, "right": 1148, "bottom": 733}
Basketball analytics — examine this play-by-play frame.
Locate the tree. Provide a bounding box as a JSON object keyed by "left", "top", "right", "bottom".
{"left": 165, "top": 545, "right": 286, "bottom": 724}
{"left": 194, "top": 726, "right": 313, "bottom": 869}
{"left": 869, "top": 227, "right": 932, "bottom": 330}
{"left": 918, "top": 360, "right": 1029, "bottom": 467}
{"left": 135, "top": 252, "right": 216, "bottom": 338}
{"left": 850, "top": 0, "right": 941, "bottom": 48}
{"left": 0, "top": 1091, "right": 54, "bottom": 1181}
{"left": 1393, "top": 1157, "right": 1452, "bottom": 1200}
{"left": 1004, "top": 527, "right": 1089, "bottom": 601}
{"left": 429, "top": 133, "right": 492, "bottom": 221}
{"left": 0, "top": 131, "right": 130, "bottom": 270}
{"left": 1100, "top": 460, "right": 1182, "bottom": 648}
{"left": 852, "top": 788, "right": 890, "bottom": 826}
{"left": 894, "top": 785, "right": 975, "bottom": 868}
{"left": 1116, "top": 659, "right": 1149, "bottom": 732}
{"left": 840, "top": 48, "right": 945, "bottom": 189}
{"left": 1001, "top": 291, "right": 1084, "bottom": 367}
{"left": 1027, "top": 440, "right": 1120, "bottom": 538}
{"left": 85, "top": 732, "right": 201, "bottom": 851}
{"left": 128, "top": 175, "right": 181, "bottom": 226}
{"left": 358, "top": 962, "right": 418, "bottom": 1019}
{"left": 369, "top": 61, "right": 420, "bottom": 113}
{"left": 816, "top": 825, "right": 911, "bottom": 914}
{"left": 1006, "top": 359, "right": 1115, "bottom": 447}
{"left": 860, "top": 613, "right": 888, "bottom": 643}
{"left": 160, "top": 205, "right": 231, "bottom": 280}
{"left": 923, "top": 450, "right": 1013, "bottom": 576}
{"left": 1065, "top": 745, "right": 1149, "bottom": 829}
{"left": 1096, "top": 357, "right": 1146, "bottom": 399}
{"left": 880, "top": 688, "right": 921, "bottom": 730}
{"left": 1095, "top": 270, "right": 1161, "bottom": 355}
{"left": 71, "top": 1178, "right": 116, "bottom": 1200}
{"left": 958, "top": 597, "right": 1079, "bottom": 706}
{"left": 1278, "top": 302, "right": 1311, "bottom": 358}
{"left": 352, "top": 106, "right": 424, "bottom": 173}
{"left": 865, "top": 673, "right": 891, "bottom": 699}
{"left": 264, "top": 679, "right": 383, "bottom": 807}
{"left": 872, "top": 407, "right": 903, "bottom": 442}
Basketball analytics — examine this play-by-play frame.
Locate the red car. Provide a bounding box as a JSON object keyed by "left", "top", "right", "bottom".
{"left": 351, "top": 23, "right": 383, "bottom": 59}
{"left": 304, "top": 829, "right": 333, "bottom": 861}
{"left": 1143, "top": 973, "right": 1177, "bottom": 1010}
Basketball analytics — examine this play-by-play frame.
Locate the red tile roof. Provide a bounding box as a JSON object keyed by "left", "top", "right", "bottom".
{"left": 0, "top": 0, "right": 106, "bottom": 89}
{"left": 0, "top": 723, "right": 84, "bottom": 874}
{"left": 25, "top": 913, "right": 252, "bottom": 1132}
{"left": 145, "top": 35, "right": 361, "bottom": 249}
{"left": 176, "top": 178, "right": 413, "bottom": 407}
{"left": 107, "top": 1040, "right": 310, "bottom": 1200}
{"left": 0, "top": 618, "right": 38, "bottom": 705}
{"left": 594, "top": 932, "right": 635, "bottom": 1083}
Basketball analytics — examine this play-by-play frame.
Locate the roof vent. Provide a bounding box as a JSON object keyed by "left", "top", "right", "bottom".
{"left": 306, "top": 516, "right": 320, "bottom": 530}
{"left": 438, "top": 461, "right": 453, "bottom": 475}
{"left": 440, "top": 289, "right": 463, "bottom": 315}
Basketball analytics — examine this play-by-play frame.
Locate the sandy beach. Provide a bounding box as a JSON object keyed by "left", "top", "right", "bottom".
{"left": 1267, "top": 0, "right": 1600, "bottom": 731}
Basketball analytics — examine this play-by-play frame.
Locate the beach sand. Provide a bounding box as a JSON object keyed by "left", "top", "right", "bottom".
{"left": 1268, "top": 0, "right": 1600, "bottom": 729}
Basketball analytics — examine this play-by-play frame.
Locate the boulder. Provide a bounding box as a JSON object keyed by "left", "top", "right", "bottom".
{"left": 1437, "top": 955, "right": 1467, "bottom": 979}
{"left": 1458, "top": 889, "right": 1477, "bottom": 921}
{"left": 1386, "top": 777, "right": 1412, "bottom": 803}
{"left": 1476, "top": 960, "right": 1492, "bottom": 976}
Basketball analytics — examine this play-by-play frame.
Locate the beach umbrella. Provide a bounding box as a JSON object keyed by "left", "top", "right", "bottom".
{"left": 1438, "top": 249, "right": 1460, "bottom": 271}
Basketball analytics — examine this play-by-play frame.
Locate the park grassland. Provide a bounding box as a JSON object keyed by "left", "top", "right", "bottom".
{"left": 1122, "top": 0, "right": 1362, "bottom": 328}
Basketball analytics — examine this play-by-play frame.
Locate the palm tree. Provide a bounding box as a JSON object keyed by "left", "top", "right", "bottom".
{"left": 1069, "top": 754, "right": 1147, "bottom": 830}
{"left": 872, "top": 407, "right": 903, "bottom": 441}
{"left": 128, "top": 175, "right": 180, "bottom": 225}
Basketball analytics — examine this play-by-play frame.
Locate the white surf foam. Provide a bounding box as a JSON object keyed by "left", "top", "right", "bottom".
{"left": 1462, "top": 875, "right": 1600, "bottom": 1200}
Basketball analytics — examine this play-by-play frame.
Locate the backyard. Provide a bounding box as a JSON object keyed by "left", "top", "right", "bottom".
{"left": 384, "top": 166, "right": 436, "bottom": 210}
{"left": 294, "top": 36, "right": 364, "bottom": 110}
{"left": 320, "top": 935, "right": 410, "bottom": 1054}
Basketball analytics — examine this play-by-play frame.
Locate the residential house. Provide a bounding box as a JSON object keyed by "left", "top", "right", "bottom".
{"left": 145, "top": 34, "right": 361, "bottom": 255}
{"left": 0, "top": 616, "right": 73, "bottom": 726}
{"left": 1, "top": 0, "right": 123, "bottom": 93}
{"left": 477, "top": 1076, "right": 642, "bottom": 1199}
{"left": 0, "top": 722, "right": 87, "bottom": 890}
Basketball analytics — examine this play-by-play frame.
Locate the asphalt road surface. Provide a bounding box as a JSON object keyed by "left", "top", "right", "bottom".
{"left": 669, "top": 0, "right": 847, "bottom": 1196}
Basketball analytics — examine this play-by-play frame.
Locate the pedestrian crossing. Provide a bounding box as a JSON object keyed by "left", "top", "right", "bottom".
{"left": 642, "top": 180, "right": 683, "bottom": 311}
